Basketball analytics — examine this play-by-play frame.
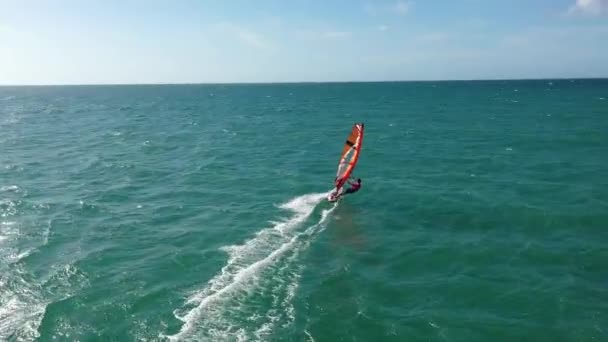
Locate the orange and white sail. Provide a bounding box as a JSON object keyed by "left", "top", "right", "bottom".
{"left": 334, "top": 123, "right": 364, "bottom": 190}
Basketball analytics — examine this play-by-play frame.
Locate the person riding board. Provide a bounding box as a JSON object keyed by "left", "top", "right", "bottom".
{"left": 330, "top": 177, "right": 361, "bottom": 200}
{"left": 343, "top": 177, "right": 361, "bottom": 195}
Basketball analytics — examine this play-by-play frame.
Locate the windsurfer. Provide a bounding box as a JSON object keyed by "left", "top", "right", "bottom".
{"left": 327, "top": 123, "right": 364, "bottom": 202}
{"left": 343, "top": 178, "right": 361, "bottom": 195}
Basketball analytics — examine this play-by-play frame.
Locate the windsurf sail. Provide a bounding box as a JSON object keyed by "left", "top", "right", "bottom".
{"left": 333, "top": 123, "right": 364, "bottom": 190}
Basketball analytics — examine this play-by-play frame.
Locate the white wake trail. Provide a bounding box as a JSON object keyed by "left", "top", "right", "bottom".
{"left": 165, "top": 192, "right": 336, "bottom": 341}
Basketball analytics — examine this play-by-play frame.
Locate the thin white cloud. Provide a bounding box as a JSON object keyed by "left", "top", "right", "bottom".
{"left": 237, "top": 30, "right": 268, "bottom": 49}
{"left": 363, "top": 2, "right": 377, "bottom": 15}
{"left": 464, "top": 18, "right": 488, "bottom": 30}
{"left": 0, "top": 24, "right": 16, "bottom": 36}
{"left": 0, "top": 23, "right": 35, "bottom": 41}
{"left": 568, "top": 0, "right": 608, "bottom": 16}
{"left": 500, "top": 25, "right": 608, "bottom": 49}
{"left": 364, "top": 1, "right": 412, "bottom": 16}
{"left": 323, "top": 31, "right": 351, "bottom": 38}
{"left": 393, "top": 0, "right": 411, "bottom": 15}
{"left": 417, "top": 32, "right": 451, "bottom": 43}
{"left": 377, "top": 25, "right": 389, "bottom": 31}
{"left": 295, "top": 28, "right": 351, "bottom": 40}
{"left": 215, "top": 23, "right": 273, "bottom": 50}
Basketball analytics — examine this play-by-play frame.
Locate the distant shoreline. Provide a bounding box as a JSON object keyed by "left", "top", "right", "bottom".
{"left": 1, "top": 77, "right": 606, "bottom": 87}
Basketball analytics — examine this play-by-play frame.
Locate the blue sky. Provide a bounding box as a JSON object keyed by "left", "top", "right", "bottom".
{"left": 1, "top": 0, "right": 607, "bottom": 84}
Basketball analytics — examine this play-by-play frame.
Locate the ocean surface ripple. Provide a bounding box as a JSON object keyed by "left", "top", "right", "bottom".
{"left": 0, "top": 80, "right": 606, "bottom": 341}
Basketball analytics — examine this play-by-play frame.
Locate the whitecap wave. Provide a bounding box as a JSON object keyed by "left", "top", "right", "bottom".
{"left": 0, "top": 215, "right": 87, "bottom": 341}
{"left": 0, "top": 185, "right": 20, "bottom": 193}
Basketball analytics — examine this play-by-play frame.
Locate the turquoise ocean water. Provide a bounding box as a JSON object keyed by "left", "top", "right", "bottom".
{"left": 1, "top": 80, "right": 606, "bottom": 341}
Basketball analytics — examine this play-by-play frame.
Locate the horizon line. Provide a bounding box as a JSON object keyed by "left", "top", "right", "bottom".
{"left": 1, "top": 76, "right": 607, "bottom": 87}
